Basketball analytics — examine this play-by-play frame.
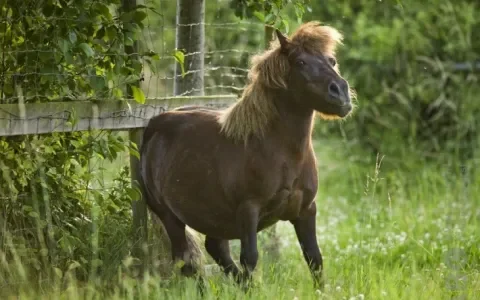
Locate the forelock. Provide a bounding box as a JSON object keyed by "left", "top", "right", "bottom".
{"left": 290, "top": 21, "right": 343, "bottom": 56}
{"left": 245, "top": 21, "right": 344, "bottom": 89}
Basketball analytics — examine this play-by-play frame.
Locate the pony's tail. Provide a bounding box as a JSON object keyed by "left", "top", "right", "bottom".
{"left": 185, "top": 227, "right": 205, "bottom": 271}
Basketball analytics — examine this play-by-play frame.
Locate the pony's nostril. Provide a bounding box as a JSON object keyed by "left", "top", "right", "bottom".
{"left": 328, "top": 82, "right": 341, "bottom": 98}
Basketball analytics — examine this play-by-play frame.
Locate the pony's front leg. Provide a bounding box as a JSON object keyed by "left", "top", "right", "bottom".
{"left": 236, "top": 200, "right": 260, "bottom": 288}
{"left": 291, "top": 201, "right": 324, "bottom": 289}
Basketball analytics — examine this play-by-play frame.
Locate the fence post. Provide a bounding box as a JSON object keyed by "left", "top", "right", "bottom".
{"left": 122, "top": 0, "right": 148, "bottom": 269}
{"left": 174, "top": 0, "right": 205, "bottom": 96}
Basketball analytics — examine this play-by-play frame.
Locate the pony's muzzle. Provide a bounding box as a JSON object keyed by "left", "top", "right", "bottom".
{"left": 327, "top": 79, "right": 350, "bottom": 106}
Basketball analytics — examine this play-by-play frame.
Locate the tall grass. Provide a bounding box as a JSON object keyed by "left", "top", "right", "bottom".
{"left": 1, "top": 136, "right": 479, "bottom": 299}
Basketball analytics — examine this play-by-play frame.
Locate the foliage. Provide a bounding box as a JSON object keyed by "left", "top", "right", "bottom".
{"left": 0, "top": 132, "right": 135, "bottom": 279}
{"left": 305, "top": 0, "right": 480, "bottom": 166}
{"left": 0, "top": 0, "right": 154, "bottom": 282}
{"left": 0, "top": 0, "right": 155, "bottom": 102}
{"left": 229, "top": 0, "right": 310, "bottom": 32}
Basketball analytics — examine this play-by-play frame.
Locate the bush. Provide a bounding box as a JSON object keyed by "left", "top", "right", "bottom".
{"left": 0, "top": 0, "right": 150, "bottom": 284}
{"left": 307, "top": 0, "right": 480, "bottom": 166}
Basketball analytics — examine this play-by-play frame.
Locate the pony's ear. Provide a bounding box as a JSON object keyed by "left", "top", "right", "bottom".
{"left": 275, "top": 29, "right": 291, "bottom": 53}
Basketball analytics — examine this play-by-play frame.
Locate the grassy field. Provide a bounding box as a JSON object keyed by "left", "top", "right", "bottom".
{"left": 2, "top": 136, "right": 479, "bottom": 299}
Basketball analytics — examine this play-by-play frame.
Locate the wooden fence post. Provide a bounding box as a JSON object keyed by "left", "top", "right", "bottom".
{"left": 122, "top": 0, "right": 148, "bottom": 269}
{"left": 174, "top": 0, "right": 205, "bottom": 96}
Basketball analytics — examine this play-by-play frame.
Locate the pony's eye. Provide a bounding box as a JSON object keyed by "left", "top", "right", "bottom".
{"left": 327, "top": 57, "right": 337, "bottom": 66}
{"left": 296, "top": 59, "right": 306, "bottom": 66}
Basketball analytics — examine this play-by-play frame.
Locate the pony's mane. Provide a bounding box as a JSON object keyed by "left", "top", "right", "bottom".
{"left": 217, "top": 21, "right": 344, "bottom": 143}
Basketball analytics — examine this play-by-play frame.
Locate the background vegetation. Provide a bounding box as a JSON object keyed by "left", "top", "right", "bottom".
{"left": 1, "top": 0, "right": 479, "bottom": 299}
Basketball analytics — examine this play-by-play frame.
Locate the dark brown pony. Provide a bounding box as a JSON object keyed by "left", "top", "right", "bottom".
{"left": 140, "top": 21, "right": 355, "bottom": 288}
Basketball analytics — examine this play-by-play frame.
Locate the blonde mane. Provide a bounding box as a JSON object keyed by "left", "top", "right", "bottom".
{"left": 217, "top": 21, "right": 344, "bottom": 143}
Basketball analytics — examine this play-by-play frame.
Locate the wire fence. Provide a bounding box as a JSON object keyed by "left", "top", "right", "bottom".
{"left": 140, "top": 0, "right": 265, "bottom": 98}
{"left": 0, "top": 0, "right": 265, "bottom": 104}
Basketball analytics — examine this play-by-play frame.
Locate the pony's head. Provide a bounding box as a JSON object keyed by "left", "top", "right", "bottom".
{"left": 252, "top": 21, "right": 354, "bottom": 119}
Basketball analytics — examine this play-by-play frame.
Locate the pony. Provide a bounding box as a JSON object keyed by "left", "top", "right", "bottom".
{"left": 140, "top": 21, "right": 354, "bottom": 289}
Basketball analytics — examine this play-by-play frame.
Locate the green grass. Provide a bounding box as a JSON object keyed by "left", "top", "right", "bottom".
{"left": 2, "top": 137, "right": 480, "bottom": 299}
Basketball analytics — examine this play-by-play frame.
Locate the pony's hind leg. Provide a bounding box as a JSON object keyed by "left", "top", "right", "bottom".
{"left": 166, "top": 217, "right": 198, "bottom": 276}
{"left": 158, "top": 209, "right": 199, "bottom": 277}
{"left": 143, "top": 188, "right": 200, "bottom": 277}
{"left": 153, "top": 206, "right": 206, "bottom": 295}
{"left": 205, "top": 236, "right": 240, "bottom": 278}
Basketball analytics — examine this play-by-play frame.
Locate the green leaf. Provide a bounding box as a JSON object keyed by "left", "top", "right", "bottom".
{"left": 54, "top": 268, "right": 63, "bottom": 279}
{"left": 172, "top": 50, "right": 186, "bottom": 78}
{"left": 94, "top": 3, "right": 112, "bottom": 20}
{"left": 65, "top": 52, "right": 73, "bottom": 64}
{"left": 106, "top": 26, "right": 117, "bottom": 41}
{"left": 174, "top": 260, "right": 185, "bottom": 269}
{"left": 124, "top": 74, "right": 140, "bottom": 83}
{"left": 129, "top": 143, "right": 140, "bottom": 159}
{"left": 132, "top": 60, "right": 143, "bottom": 73}
{"left": 127, "top": 186, "right": 141, "bottom": 201}
{"left": 69, "top": 31, "right": 77, "bottom": 44}
{"left": 59, "top": 39, "right": 70, "bottom": 54}
{"left": 282, "top": 19, "right": 289, "bottom": 34}
{"left": 79, "top": 43, "right": 94, "bottom": 57}
{"left": 131, "top": 85, "right": 145, "bottom": 104}
{"left": 133, "top": 11, "right": 148, "bottom": 23}
{"left": 113, "top": 88, "right": 124, "bottom": 99}
{"left": 120, "top": 11, "right": 134, "bottom": 23}
{"left": 265, "top": 12, "right": 276, "bottom": 24}
{"left": 253, "top": 11, "right": 265, "bottom": 23}
{"left": 90, "top": 76, "right": 106, "bottom": 91}
{"left": 125, "top": 37, "right": 134, "bottom": 46}
{"left": 67, "top": 261, "right": 81, "bottom": 271}
{"left": 28, "top": 211, "right": 40, "bottom": 218}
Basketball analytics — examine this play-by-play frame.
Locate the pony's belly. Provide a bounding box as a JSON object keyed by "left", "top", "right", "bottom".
{"left": 163, "top": 192, "right": 241, "bottom": 239}
{"left": 161, "top": 165, "right": 305, "bottom": 239}
{"left": 177, "top": 209, "right": 241, "bottom": 239}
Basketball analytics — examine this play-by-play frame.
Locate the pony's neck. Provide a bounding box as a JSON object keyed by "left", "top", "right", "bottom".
{"left": 218, "top": 83, "right": 314, "bottom": 147}
{"left": 271, "top": 89, "right": 315, "bottom": 151}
